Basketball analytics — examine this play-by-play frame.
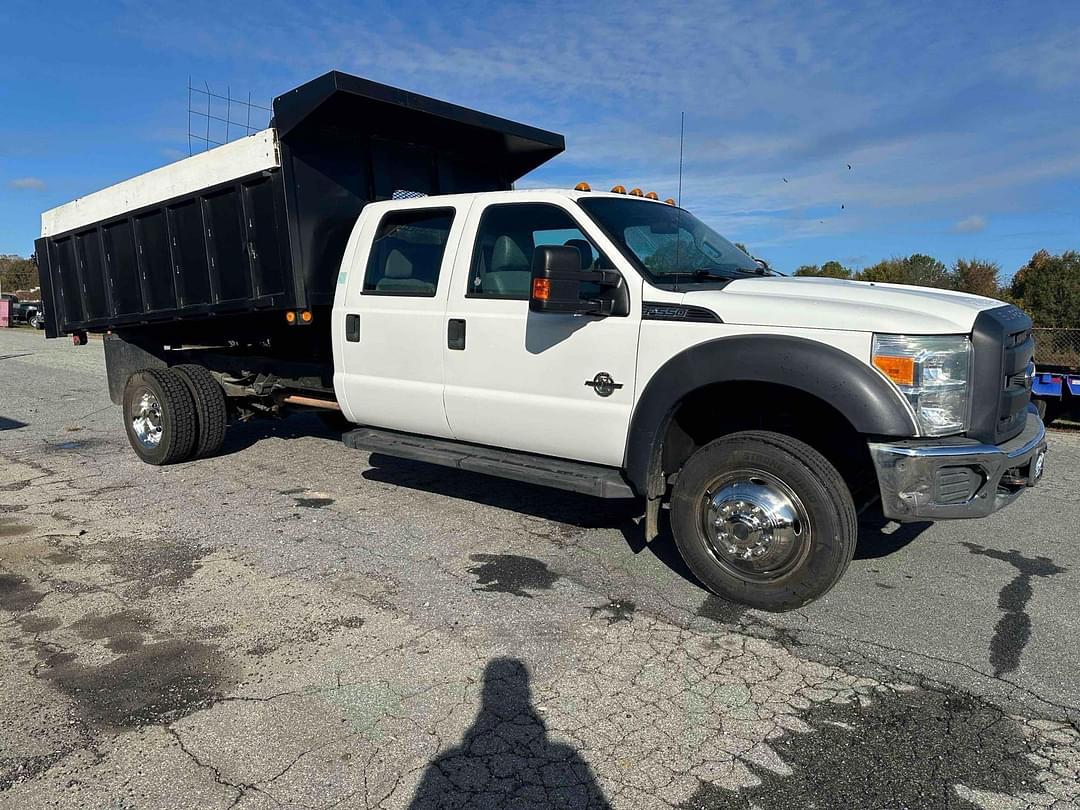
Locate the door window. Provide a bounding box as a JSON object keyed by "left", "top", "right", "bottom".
{"left": 467, "top": 203, "right": 612, "bottom": 299}
{"left": 362, "top": 208, "right": 455, "bottom": 296}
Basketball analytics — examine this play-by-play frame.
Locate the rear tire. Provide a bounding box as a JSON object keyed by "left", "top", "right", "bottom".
{"left": 670, "top": 430, "right": 857, "bottom": 612}
{"left": 172, "top": 364, "right": 228, "bottom": 459}
{"left": 122, "top": 368, "right": 197, "bottom": 465}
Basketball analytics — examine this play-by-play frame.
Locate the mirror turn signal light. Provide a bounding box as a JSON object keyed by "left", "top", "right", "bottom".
{"left": 574, "top": 182, "right": 591, "bottom": 191}
{"left": 610, "top": 185, "right": 626, "bottom": 194}
{"left": 531, "top": 277, "right": 551, "bottom": 301}
{"left": 872, "top": 355, "right": 915, "bottom": 386}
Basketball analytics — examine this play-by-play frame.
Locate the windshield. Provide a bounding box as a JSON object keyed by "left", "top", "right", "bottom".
{"left": 577, "top": 197, "right": 761, "bottom": 285}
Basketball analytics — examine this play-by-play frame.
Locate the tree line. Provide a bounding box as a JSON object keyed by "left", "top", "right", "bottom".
{"left": 0, "top": 254, "right": 38, "bottom": 294}
{"left": 791, "top": 250, "right": 1080, "bottom": 329}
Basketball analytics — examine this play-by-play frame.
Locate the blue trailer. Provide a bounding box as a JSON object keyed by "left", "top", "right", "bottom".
{"left": 1032, "top": 367, "right": 1080, "bottom": 420}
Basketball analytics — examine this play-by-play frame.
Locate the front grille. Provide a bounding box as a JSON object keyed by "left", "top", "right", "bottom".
{"left": 970, "top": 305, "right": 1033, "bottom": 445}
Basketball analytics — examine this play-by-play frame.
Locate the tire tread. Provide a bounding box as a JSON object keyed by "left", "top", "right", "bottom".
{"left": 172, "top": 364, "right": 228, "bottom": 459}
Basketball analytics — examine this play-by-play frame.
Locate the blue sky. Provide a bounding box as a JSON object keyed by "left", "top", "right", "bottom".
{"left": 2, "top": 0, "right": 1078, "bottom": 278}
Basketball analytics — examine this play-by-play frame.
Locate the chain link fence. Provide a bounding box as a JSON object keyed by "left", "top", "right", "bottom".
{"left": 1033, "top": 328, "right": 1080, "bottom": 370}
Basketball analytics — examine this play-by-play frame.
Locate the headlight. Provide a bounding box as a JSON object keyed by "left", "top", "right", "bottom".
{"left": 872, "top": 334, "right": 972, "bottom": 436}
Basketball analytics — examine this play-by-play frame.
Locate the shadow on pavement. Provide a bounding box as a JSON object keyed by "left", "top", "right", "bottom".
{"left": 854, "top": 510, "right": 932, "bottom": 560}
{"left": 363, "top": 454, "right": 704, "bottom": 588}
{"left": 216, "top": 413, "right": 342, "bottom": 456}
{"left": 407, "top": 658, "right": 612, "bottom": 809}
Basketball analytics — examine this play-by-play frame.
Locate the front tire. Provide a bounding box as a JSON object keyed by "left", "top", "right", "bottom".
{"left": 670, "top": 430, "right": 857, "bottom": 611}
{"left": 122, "top": 369, "right": 197, "bottom": 465}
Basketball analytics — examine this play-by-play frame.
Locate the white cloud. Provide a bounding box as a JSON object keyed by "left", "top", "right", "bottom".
{"left": 952, "top": 215, "right": 987, "bottom": 234}
{"left": 8, "top": 177, "right": 46, "bottom": 191}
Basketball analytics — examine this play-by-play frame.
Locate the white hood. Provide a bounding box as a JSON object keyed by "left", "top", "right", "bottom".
{"left": 684, "top": 276, "right": 1004, "bottom": 334}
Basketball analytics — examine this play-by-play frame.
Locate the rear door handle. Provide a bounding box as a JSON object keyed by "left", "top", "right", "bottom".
{"left": 345, "top": 314, "right": 360, "bottom": 342}
{"left": 448, "top": 318, "right": 466, "bottom": 350}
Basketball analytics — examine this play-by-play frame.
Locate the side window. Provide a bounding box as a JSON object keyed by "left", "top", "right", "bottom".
{"left": 362, "top": 208, "right": 454, "bottom": 296}
{"left": 468, "top": 203, "right": 612, "bottom": 299}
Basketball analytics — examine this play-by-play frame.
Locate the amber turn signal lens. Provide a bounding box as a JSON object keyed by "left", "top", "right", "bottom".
{"left": 531, "top": 278, "right": 551, "bottom": 301}
{"left": 574, "top": 182, "right": 591, "bottom": 191}
{"left": 300, "top": 310, "right": 313, "bottom": 323}
{"left": 610, "top": 185, "right": 626, "bottom": 194}
{"left": 285, "top": 311, "right": 296, "bottom": 323}
{"left": 645, "top": 191, "right": 659, "bottom": 200}
{"left": 873, "top": 355, "right": 915, "bottom": 386}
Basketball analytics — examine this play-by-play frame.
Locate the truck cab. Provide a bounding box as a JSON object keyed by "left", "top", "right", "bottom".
{"left": 331, "top": 186, "right": 1047, "bottom": 609}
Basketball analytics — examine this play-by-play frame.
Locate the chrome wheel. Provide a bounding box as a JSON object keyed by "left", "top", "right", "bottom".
{"left": 701, "top": 469, "right": 812, "bottom": 583}
{"left": 131, "top": 388, "right": 163, "bottom": 448}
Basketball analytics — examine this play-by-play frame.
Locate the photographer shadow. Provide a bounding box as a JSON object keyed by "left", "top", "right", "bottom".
{"left": 408, "top": 658, "right": 612, "bottom": 809}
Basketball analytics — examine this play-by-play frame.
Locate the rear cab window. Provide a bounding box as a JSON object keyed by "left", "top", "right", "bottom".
{"left": 362, "top": 208, "right": 455, "bottom": 296}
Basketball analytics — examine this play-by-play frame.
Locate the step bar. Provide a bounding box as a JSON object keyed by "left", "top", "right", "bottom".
{"left": 343, "top": 427, "right": 637, "bottom": 499}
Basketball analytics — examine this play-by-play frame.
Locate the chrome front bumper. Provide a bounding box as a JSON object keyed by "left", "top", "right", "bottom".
{"left": 868, "top": 407, "right": 1047, "bottom": 521}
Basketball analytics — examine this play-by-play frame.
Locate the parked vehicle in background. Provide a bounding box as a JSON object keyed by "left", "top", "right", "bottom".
{"left": 33, "top": 71, "right": 1048, "bottom": 611}
{"left": 10, "top": 300, "right": 41, "bottom": 326}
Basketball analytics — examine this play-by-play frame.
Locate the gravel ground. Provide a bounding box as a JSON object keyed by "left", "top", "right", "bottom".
{"left": 1, "top": 326, "right": 1078, "bottom": 810}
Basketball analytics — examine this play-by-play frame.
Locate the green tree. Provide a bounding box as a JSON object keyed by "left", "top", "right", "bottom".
{"left": 1010, "top": 250, "right": 1080, "bottom": 328}
{"left": 857, "top": 254, "right": 953, "bottom": 289}
{"left": 952, "top": 258, "right": 1002, "bottom": 299}
{"left": 0, "top": 254, "right": 38, "bottom": 294}
{"left": 794, "top": 260, "right": 852, "bottom": 279}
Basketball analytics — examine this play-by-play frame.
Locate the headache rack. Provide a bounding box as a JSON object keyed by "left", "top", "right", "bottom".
{"left": 35, "top": 71, "right": 564, "bottom": 341}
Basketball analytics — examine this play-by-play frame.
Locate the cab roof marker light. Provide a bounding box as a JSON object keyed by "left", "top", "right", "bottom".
{"left": 664, "top": 198, "right": 676, "bottom": 205}
{"left": 629, "top": 188, "right": 643, "bottom": 197}
{"left": 610, "top": 185, "right": 626, "bottom": 194}
{"left": 645, "top": 191, "right": 659, "bottom": 200}
{"left": 574, "top": 182, "right": 591, "bottom": 191}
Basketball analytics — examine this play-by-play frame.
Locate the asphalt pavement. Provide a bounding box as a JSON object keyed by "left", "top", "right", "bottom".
{"left": 1, "top": 326, "right": 1078, "bottom": 809}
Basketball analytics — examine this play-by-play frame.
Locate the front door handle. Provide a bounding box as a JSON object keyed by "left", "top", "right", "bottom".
{"left": 448, "top": 318, "right": 466, "bottom": 350}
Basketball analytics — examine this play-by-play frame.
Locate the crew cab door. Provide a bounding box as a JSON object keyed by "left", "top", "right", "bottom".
{"left": 332, "top": 201, "right": 465, "bottom": 438}
{"left": 442, "top": 197, "right": 642, "bottom": 466}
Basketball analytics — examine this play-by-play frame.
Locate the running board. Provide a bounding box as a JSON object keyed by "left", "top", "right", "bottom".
{"left": 343, "top": 427, "right": 636, "bottom": 499}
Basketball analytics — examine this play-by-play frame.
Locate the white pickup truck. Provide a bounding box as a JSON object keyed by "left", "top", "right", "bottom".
{"left": 35, "top": 71, "right": 1047, "bottom": 610}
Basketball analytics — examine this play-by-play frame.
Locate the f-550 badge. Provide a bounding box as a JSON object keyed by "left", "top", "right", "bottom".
{"left": 586, "top": 372, "right": 623, "bottom": 397}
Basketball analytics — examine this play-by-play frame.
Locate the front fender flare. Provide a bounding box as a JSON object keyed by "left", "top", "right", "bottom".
{"left": 623, "top": 335, "right": 917, "bottom": 495}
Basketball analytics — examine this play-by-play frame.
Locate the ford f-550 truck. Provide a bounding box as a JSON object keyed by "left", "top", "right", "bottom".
{"left": 35, "top": 71, "right": 1047, "bottom": 611}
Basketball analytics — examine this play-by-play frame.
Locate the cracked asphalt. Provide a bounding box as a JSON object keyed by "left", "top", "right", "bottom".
{"left": 1, "top": 327, "right": 1078, "bottom": 809}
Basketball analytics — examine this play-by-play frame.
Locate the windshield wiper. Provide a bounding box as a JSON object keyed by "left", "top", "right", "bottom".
{"left": 690, "top": 269, "right": 734, "bottom": 282}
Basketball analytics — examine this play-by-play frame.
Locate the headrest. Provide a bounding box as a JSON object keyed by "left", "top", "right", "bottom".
{"left": 491, "top": 234, "right": 531, "bottom": 271}
{"left": 564, "top": 239, "right": 592, "bottom": 269}
{"left": 384, "top": 247, "right": 414, "bottom": 279}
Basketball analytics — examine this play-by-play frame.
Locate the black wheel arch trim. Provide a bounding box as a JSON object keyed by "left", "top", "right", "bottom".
{"left": 623, "top": 334, "right": 918, "bottom": 495}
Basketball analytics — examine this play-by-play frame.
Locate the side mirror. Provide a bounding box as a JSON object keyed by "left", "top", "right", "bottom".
{"left": 529, "top": 245, "right": 624, "bottom": 316}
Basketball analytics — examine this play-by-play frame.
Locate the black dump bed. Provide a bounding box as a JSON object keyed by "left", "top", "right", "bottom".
{"left": 35, "top": 71, "right": 564, "bottom": 340}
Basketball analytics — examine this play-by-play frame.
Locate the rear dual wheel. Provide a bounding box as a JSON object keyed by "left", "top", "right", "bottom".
{"left": 670, "top": 430, "right": 857, "bottom": 612}
{"left": 122, "top": 366, "right": 226, "bottom": 465}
